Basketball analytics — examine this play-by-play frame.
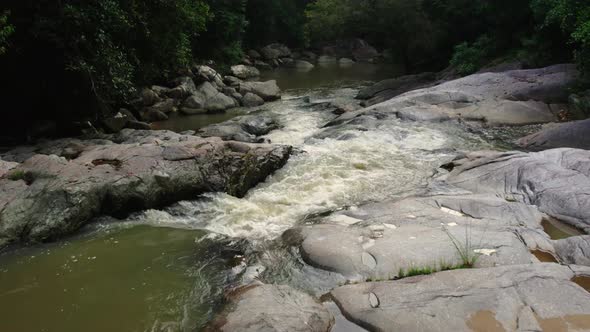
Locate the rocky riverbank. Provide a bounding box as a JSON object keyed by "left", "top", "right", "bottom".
{"left": 206, "top": 64, "right": 590, "bottom": 331}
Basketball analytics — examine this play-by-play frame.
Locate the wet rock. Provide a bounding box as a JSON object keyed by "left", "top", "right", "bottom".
{"left": 356, "top": 72, "right": 437, "bottom": 106}
{"left": 286, "top": 194, "right": 543, "bottom": 281}
{"left": 194, "top": 65, "right": 225, "bottom": 87}
{"left": 242, "top": 92, "right": 265, "bottom": 107}
{"left": 0, "top": 129, "right": 291, "bottom": 248}
{"left": 443, "top": 148, "right": 590, "bottom": 232}
{"left": 260, "top": 43, "right": 291, "bottom": 60}
{"left": 140, "top": 88, "right": 161, "bottom": 106}
{"left": 247, "top": 50, "right": 261, "bottom": 59}
{"left": 339, "top": 58, "right": 355, "bottom": 65}
{"left": 224, "top": 75, "right": 242, "bottom": 87}
{"left": 333, "top": 64, "right": 577, "bottom": 127}
{"left": 102, "top": 112, "right": 131, "bottom": 133}
{"left": 239, "top": 80, "right": 281, "bottom": 101}
{"left": 292, "top": 60, "right": 315, "bottom": 71}
{"left": 199, "top": 115, "right": 278, "bottom": 142}
{"left": 519, "top": 119, "right": 590, "bottom": 151}
{"left": 167, "top": 76, "right": 197, "bottom": 99}
{"left": 330, "top": 263, "right": 590, "bottom": 332}
{"left": 230, "top": 65, "right": 260, "bottom": 80}
{"left": 181, "top": 82, "right": 236, "bottom": 114}
{"left": 207, "top": 284, "right": 333, "bottom": 332}
{"left": 554, "top": 236, "right": 590, "bottom": 266}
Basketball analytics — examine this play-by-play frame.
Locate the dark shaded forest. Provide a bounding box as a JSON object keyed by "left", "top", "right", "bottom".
{"left": 0, "top": 0, "right": 588, "bottom": 139}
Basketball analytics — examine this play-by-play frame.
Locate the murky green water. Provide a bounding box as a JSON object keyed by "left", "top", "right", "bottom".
{"left": 151, "top": 109, "right": 245, "bottom": 133}
{"left": 0, "top": 226, "right": 229, "bottom": 332}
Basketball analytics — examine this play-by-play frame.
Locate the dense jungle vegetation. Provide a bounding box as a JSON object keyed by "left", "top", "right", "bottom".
{"left": 0, "top": 0, "right": 588, "bottom": 137}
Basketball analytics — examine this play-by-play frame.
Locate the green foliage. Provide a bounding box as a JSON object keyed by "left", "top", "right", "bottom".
{"left": 199, "top": 0, "right": 246, "bottom": 64}
{"left": 245, "top": 0, "right": 310, "bottom": 48}
{"left": 0, "top": 11, "right": 15, "bottom": 55}
{"left": 450, "top": 36, "right": 493, "bottom": 76}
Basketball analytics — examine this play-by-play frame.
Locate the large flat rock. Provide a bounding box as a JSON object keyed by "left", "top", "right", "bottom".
{"left": 0, "top": 129, "right": 291, "bottom": 248}
{"left": 519, "top": 119, "right": 590, "bottom": 151}
{"left": 443, "top": 148, "right": 590, "bottom": 232}
{"left": 206, "top": 284, "right": 333, "bottom": 332}
{"left": 331, "top": 263, "right": 590, "bottom": 332}
{"left": 329, "top": 64, "right": 577, "bottom": 127}
{"left": 284, "top": 194, "right": 544, "bottom": 281}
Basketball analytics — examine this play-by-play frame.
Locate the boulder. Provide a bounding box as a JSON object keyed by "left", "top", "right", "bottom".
{"left": 356, "top": 72, "right": 437, "bottom": 106}
{"left": 194, "top": 65, "right": 225, "bottom": 87}
{"left": 260, "top": 43, "right": 291, "bottom": 60}
{"left": 330, "top": 264, "right": 590, "bottom": 331}
{"left": 339, "top": 58, "right": 355, "bottom": 65}
{"left": 254, "top": 60, "right": 272, "bottom": 70}
{"left": 292, "top": 60, "right": 315, "bottom": 71}
{"left": 285, "top": 194, "right": 543, "bottom": 281}
{"left": 239, "top": 80, "right": 281, "bottom": 101}
{"left": 140, "top": 109, "right": 168, "bottom": 122}
{"left": 224, "top": 75, "right": 242, "bottom": 87}
{"left": 0, "top": 130, "right": 291, "bottom": 248}
{"left": 242, "top": 92, "right": 265, "bottom": 107}
{"left": 247, "top": 50, "right": 261, "bottom": 59}
{"left": 318, "top": 55, "right": 337, "bottom": 64}
{"left": 101, "top": 112, "right": 130, "bottom": 133}
{"left": 554, "top": 236, "right": 590, "bottom": 266}
{"left": 0, "top": 160, "right": 19, "bottom": 178}
{"left": 150, "top": 85, "right": 171, "bottom": 98}
{"left": 207, "top": 284, "right": 333, "bottom": 332}
{"left": 443, "top": 148, "right": 590, "bottom": 232}
{"left": 140, "top": 88, "right": 161, "bottom": 106}
{"left": 147, "top": 98, "right": 176, "bottom": 114}
{"left": 199, "top": 115, "right": 278, "bottom": 142}
{"left": 331, "top": 64, "right": 577, "bottom": 127}
{"left": 167, "top": 76, "right": 197, "bottom": 99}
{"left": 181, "top": 82, "right": 237, "bottom": 114}
{"left": 519, "top": 119, "right": 590, "bottom": 151}
{"left": 230, "top": 65, "right": 261, "bottom": 80}
{"left": 301, "top": 51, "right": 318, "bottom": 61}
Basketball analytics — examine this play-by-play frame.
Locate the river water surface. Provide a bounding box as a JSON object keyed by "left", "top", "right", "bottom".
{"left": 0, "top": 63, "right": 536, "bottom": 332}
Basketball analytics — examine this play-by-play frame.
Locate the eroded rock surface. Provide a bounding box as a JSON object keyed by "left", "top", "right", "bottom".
{"left": 443, "top": 148, "right": 590, "bottom": 232}
{"left": 331, "top": 64, "right": 577, "bottom": 127}
{"left": 331, "top": 263, "right": 590, "bottom": 332}
{"left": 0, "top": 129, "right": 291, "bottom": 248}
{"left": 519, "top": 119, "right": 590, "bottom": 151}
{"left": 207, "top": 284, "right": 333, "bottom": 332}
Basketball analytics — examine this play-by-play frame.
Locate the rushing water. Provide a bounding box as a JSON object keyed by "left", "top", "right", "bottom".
{"left": 0, "top": 63, "right": 537, "bottom": 332}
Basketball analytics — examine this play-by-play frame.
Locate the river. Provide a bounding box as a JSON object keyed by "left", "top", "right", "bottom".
{"left": 0, "top": 63, "right": 539, "bottom": 332}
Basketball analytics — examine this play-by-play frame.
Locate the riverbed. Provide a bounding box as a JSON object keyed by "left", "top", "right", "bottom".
{"left": 0, "top": 63, "right": 541, "bottom": 332}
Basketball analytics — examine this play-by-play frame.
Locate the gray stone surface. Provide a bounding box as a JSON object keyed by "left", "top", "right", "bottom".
{"left": 0, "top": 129, "right": 290, "bottom": 248}
{"left": 519, "top": 119, "right": 590, "bottom": 151}
{"left": 330, "top": 263, "right": 590, "bottom": 332}
{"left": 331, "top": 64, "right": 577, "bottom": 127}
{"left": 231, "top": 65, "right": 261, "bottom": 79}
{"left": 198, "top": 115, "right": 279, "bottom": 143}
{"left": 207, "top": 284, "right": 333, "bottom": 332}
{"left": 239, "top": 80, "right": 281, "bottom": 101}
{"left": 554, "top": 236, "right": 590, "bottom": 266}
{"left": 285, "top": 194, "right": 543, "bottom": 281}
{"left": 443, "top": 148, "right": 590, "bottom": 232}
{"left": 181, "top": 81, "right": 236, "bottom": 114}
{"left": 242, "top": 92, "right": 265, "bottom": 107}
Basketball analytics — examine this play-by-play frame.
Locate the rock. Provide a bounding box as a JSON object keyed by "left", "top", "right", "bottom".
{"left": 331, "top": 64, "right": 577, "bottom": 127}
{"left": 167, "top": 76, "right": 197, "bottom": 99}
{"left": 286, "top": 194, "right": 543, "bottom": 281}
{"left": 239, "top": 80, "right": 281, "bottom": 101}
{"left": 318, "top": 55, "right": 337, "bottom": 64}
{"left": 242, "top": 92, "right": 265, "bottom": 107}
{"left": 150, "top": 85, "right": 171, "bottom": 98}
{"left": 301, "top": 51, "right": 318, "bottom": 61}
{"left": 101, "top": 112, "right": 130, "bottom": 133}
{"left": 207, "top": 284, "right": 332, "bottom": 332}
{"left": 554, "top": 236, "right": 590, "bottom": 266}
{"left": 519, "top": 119, "right": 590, "bottom": 151}
{"left": 0, "top": 130, "right": 291, "bottom": 248}
{"left": 280, "top": 58, "right": 294, "bottom": 67}
{"left": 339, "top": 58, "right": 355, "bottom": 65}
{"left": 443, "top": 148, "right": 590, "bottom": 232}
{"left": 194, "top": 65, "right": 225, "bottom": 87}
{"left": 125, "top": 120, "right": 151, "bottom": 130}
{"left": 224, "top": 75, "right": 242, "bottom": 87}
{"left": 140, "top": 88, "right": 161, "bottom": 106}
{"left": 199, "top": 115, "right": 278, "bottom": 142}
{"left": 0, "top": 160, "right": 19, "bottom": 178}
{"left": 260, "top": 43, "right": 291, "bottom": 60}
{"left": 181, "top": 82, "right": 237, "bottom": 114}
{"left": 356, "top": 72, "right": 437, "bottom": 106}
{"left": 292, "top": 60, "right": 315, "bottom": 71}
{"left": 247, "top": 50, "right": 261, "bottom": 59}
{"left": 147, "top": 98, "right": 176, "bottom": 114}
{"left": 231, "top": 65, "right": 261, "bottom": 80}
{"left": 330, "top": 263, "right": 590, "bottom": 332}
{"left": 350, "top": 39, "right": 379, "bottom": 62}
{"left": 254, "top": 60, "right": 272, "bottom": 70}
{"left": 140, "top": 109, "right": 168, "bottom": 122}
